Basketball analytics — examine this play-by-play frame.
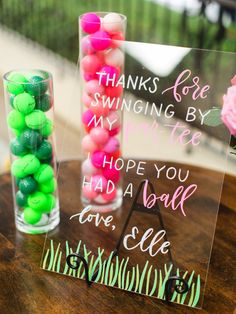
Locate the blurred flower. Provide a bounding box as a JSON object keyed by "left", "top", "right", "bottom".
{"left": 221, "top": 78, "right": 236, "bottom": 135}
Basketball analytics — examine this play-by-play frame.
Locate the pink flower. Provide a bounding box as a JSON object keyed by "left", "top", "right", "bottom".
{"left": 221, "top": 80, "right": 236, "bottom": 135}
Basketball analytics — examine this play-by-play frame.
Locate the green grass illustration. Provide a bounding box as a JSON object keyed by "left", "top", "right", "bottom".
{"left": 41, "top": 239, "right": 201, "bottom": 307}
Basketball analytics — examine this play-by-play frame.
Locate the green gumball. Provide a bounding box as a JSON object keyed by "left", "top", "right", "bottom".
{"left": 28, "top": 191, "right": 47, "bottom": 212}
{"left": 10, "top": 95, "right": 15, "bottom": 108}
{"left": 19, "top": 176, "right": 38, "bottom": 194}
{"left": 20, "top": 129, "right": 43, "bottom": 149}
{"left": 12, "top": 128, "right": 22, "bottom": 137}
{"left": 21, "top": 154, "right": 40, "bottom": 176}
{"left": 43, "top": 194, "right": 56, "bottom": 213}
{"left": 25, "top": 110, "right": 46, "bottom": 130}
{"left": 39, "top": 119, "right": 53, "bottom": 137}
{"left": 34, "top": 164, "right": 54, "bottom": 183}
{"left": 10, "top": 137, "right": 28, "bottom": 156}
{"left": 39, "top": 178, "right": 57, "bottom": 193}
{"left": 25, "top": 76, "right": 48, "bottom": 97}
{"left": 13, "top": 92, "right": 35, "bottom": 115}
{"left": 7, "top": 110, "right": 26, "bottom": 130}
{"left": 35, "top": 94, "right": 52, "bottom": 112}
{"left": 6, "top": 72, "right": 28, "bottom": 95}
{"left": 16, "top": 190, "right": 28, "bottom": 207}
{"left": 34, "top": 140, "right": 52, "bottom": 160}
{"left": 11, "top": 158, "right": 26, "bottom": 178}
{"left": 23, "top": 207, "right": 42, "bottom": 225}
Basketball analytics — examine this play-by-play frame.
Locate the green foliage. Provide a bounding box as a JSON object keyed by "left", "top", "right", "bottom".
{"left": 42, "top": 239, "right": 201, "bottom": 308}
{"left": 202, "top": 108, "right": 223, "bottom": 127}
{"left": 0, "top": 0, "right": 234, "bottom": 62}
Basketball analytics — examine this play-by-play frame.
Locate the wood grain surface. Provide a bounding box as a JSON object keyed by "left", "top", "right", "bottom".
{"left": 0, "top": 160, "right": 235, "bottom": 314}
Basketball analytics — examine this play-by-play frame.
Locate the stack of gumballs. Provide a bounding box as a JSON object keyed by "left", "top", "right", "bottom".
{"left": 80, "top": 12, "right": 126, "bottom": 210}
{"left": 5, "top": 71, "right": 58, "bottom": 226}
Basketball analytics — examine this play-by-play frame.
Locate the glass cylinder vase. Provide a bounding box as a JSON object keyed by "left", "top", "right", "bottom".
{"left": 79, "top": 12, "right": 127, "bottom": 212}
{"left": 3, "top": 69, "right": 60, "bottom": 234}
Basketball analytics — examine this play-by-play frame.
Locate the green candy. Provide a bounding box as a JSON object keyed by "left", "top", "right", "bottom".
{"left": 7, "top": 72, "right": 28, "bottom": 95}
{"left": 25, "top": 76, "right": 48, "bottom": 97}
{"left": 25, "top": 110, "right": 46, "bottom": 130}
{"left": 43, "top": 194, "right": 56, "bottom": 213}
{"left": 34, "top": 140, "right": 52, "bottom": 160}
{"left": 19, "top": 176, "right": 38, "bottom": 194}
{"left": 21, "top": 154, "right": 40, "bottom": 176}
{"left": 13, "top": 92, "right": 35, "bottom": 115}
{"left": 7, "top": 110, "right": 26, "bottom": 130}
{"left": 39, "top": 178, "right": 57, "bottom": 193}
{"left": 11, "top": 159, "right": 26, "bottom": 178}
{"left": 34, "top": 164, "right": 54, "bottom": 183}
{"left": 10, "top": 137, "right": 28, "bottom": 156}
{"left": 24, "top": 207, "right": 42, "bottom": 225}
{"left": 12, "top": 128, "right": 22, "bottom": 137}
{"left": 16, "top": 177, "right": 21, "bottom": 187}
{"left": 20, "top": 129, "right": 43, "bottom": 149}
{"left": 39, "top": 119, "right": 53, "bottom": 137}
{"left": 16, "top": 190, "right": 28, "bottom": 207}
{"left": 35, "top": 94, "right": 51, "bottom": 112}
{"left": 28, "top": 191, "right": 47, "bottom": 212}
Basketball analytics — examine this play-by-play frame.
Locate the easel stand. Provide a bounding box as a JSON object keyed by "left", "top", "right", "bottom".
{"left": 66, "top": 180, "right": 190, "bottom": 303}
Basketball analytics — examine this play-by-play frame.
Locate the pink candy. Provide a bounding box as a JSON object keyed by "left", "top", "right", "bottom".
{"left": 81, "top": 54, "right": 102, "bottom": 74}
{"left": 102, "top": 188, "right": 117, "bottom": 202}
{"left": 81, "top": 13, "right": 101, "bottom": 34}
{"left": 104, "top": 111, "right": 120, "bottom": 130}
{"left": 82, "top": 92, "right": 93, "bottom": 108}
{"left": 103, "top": 137, "right": 120, "bottom": 153}
{"left": 105, "top": 85, "right": 123, "bottom": 98}
{"left": 103, "top": 166, "right": 120, "bottom": 183}
{"left": 82, "top": 109, "right": 95, "bottom": 127}
{"left": 90, "top": 99, "right": 109, "bottom": 117}
{"left": 81, "top": 36, "right": 95, "bottom": 55}
{"left": 90, "top": 127, "right": 109, "bottom": 145}
{"left": 82, "top": 159, "right": 98, "bottom": 176}
{"left": 99, "top": 65, "right": 119, "bottom": 87}
{"left": 91, "top": 151, "right": 107, "bottom": 168}
{"left": 82, "top": 134, "right": 98, "bottom": 154}
{"left": 91, "top": 174, "right": 107, "bottom": 192}
{"left": 85, "top": 79, "right": 105, "bottom": 96}
{"left": 91, "top": 31, "right": 111, "bottom": 51}
{"left": 82, "top": 186, "right": 98, "bottom": 200}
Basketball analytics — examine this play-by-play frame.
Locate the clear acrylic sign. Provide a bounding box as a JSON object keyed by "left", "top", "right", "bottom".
{"left": 41, "top": 41, "right": 233, "bottom": 309}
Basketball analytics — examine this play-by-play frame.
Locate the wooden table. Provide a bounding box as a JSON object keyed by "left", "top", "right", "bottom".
{"left": 0, "top": 160, "right": 235, "bottom": 314}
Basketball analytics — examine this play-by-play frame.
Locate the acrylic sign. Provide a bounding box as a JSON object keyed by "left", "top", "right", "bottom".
{"left": 41, "top": 42, "right": 234, "bottom": 309}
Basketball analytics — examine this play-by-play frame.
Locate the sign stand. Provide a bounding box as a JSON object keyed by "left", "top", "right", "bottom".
{"left": 66, "top": 180, "right": 190, "bottom": 303}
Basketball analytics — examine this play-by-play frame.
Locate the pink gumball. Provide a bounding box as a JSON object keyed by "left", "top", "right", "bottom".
{"left": 103, "top": 137, "right": 120, "bottom": 153}
{"left": 109, "top": 127, "right": 120, "bottom": 136}
{"left": 82, "top": 159, "right": 98, "bottom": 176}
{"left": 81, "top": 36, "right": 95, "bottom": 55}
{"left": 105, "top": 49, "right": 124, "bottom": 67}
{"left": 111, "top": 32, "right": 124, "bottom": 48}
{"left": 103, "top": 166, "right": 120, "bottom": 183}
{"left": 92, "top": 174, "right": 108, "bottom": 192}
{"left": 81, "top": 55, "right": 102, "bottom": 74}
{"left": 83, "top": 72, "right": 97, "bottom": 81}
{"left": 82, "top": 134, "right": 98, "bottom": 154}
{"left": 105, "top": 85, "right": 123, "bottom": 98}
{"left": 85, "top": 79, "right": 105, "bottom": 96}
{"left": 99, "top": 65, "right": 119, "bottom": 87}
{"left": 82, "top": 92, "right": 93, "bottom": 108}
{"left": 82, "top": 185, "right": 98, "bottom": 200}
{"left": 103, "top": 13, "right": 123, "bottom": 34}
{"left": 81, "top": 13, "right": 101, "bottom": 34}
{"left": 91, "top": 31, "right": 111, "bottom": 51}
{"left": 102, "top": 188, "right": 117, "bottom": 202}
{"left": 104, "top": 111, "right": 120, "bottom": 129}
{"left": 90, "top": 99, "right": 109, "bottom": 117}
{"left": 82, "top": 109, "right": 96, "bottom": 127}
{"left": 91, "top": 151, "right": 107, "bottom": 168}
{"left": 90, "top": 127, "right": 109, "bottom": 145}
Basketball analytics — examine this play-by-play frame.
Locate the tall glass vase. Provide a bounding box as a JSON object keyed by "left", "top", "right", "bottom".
{"left": 3, "top": 69, "right": 60, "bottom": 234}
{"left": 79, "top": 12, "right": 127, "bottom": 212}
